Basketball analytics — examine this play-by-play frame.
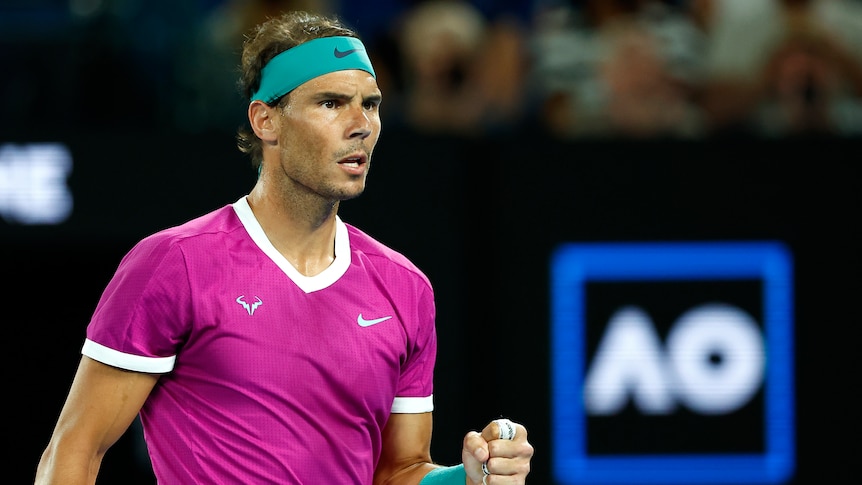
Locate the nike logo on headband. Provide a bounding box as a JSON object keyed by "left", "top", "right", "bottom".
{"left": 333, "top": 47, "right": 360, "bottom": 58}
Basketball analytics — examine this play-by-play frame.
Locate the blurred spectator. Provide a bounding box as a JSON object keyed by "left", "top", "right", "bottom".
{"left": 599, "top": 9, "right": 705, "bottom": 138}
{"left": 699, "top": 0, "right": 862, "bottom": 137}
{"left": 382, "top": 0, "right": 530, "bottom": 136}
{"left": 529, "top": 0, "right": 707, "bottom": 139}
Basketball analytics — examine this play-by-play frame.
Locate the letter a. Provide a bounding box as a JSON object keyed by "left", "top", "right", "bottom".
{"left": 584, "top": 306, "right": 676, "bottom": 415}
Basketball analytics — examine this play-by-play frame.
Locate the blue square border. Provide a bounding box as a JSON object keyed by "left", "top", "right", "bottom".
{"left": 550, "top": 241, "right": 795, "bottom": 485}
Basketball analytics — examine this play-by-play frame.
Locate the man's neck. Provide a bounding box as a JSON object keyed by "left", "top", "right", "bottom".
{"left": 246, "top": 186, "right": 339, "bottom": 277}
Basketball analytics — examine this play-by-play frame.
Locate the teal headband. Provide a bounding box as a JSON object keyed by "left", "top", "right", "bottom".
{"left": 251, "top": 36, "right": 376, "bottom": 104}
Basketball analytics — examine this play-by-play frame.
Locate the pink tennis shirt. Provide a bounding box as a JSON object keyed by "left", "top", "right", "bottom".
{"left": 82, "top": 196, "right": 437, "bottom": 484}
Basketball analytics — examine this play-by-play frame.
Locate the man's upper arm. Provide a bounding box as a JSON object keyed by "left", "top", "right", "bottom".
{"left": 36, "top": 356, "right": 158, "bottom": 483}
{"left": 67, "top": 356, "right": 158, "bottom": 443}
{"left": 374, "top": 412, "right": 437, "bottom": 485}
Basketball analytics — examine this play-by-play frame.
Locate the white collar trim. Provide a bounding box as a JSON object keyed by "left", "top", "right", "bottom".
{"left": 232, "top": 196, "right": 350, "bottom": 293}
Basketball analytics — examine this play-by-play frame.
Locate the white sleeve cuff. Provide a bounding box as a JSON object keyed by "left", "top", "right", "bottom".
{"left": 391, "top": 395, "right": 434, "bottom": 413}
{"left": 82, "top": 339, "right": 175, "bottom": 373}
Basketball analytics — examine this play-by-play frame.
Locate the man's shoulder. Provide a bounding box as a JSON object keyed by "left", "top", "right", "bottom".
{"left": 136, "top": 203, "right": 241, "bottom": 252}
{"left": 344, "top": 223, "right": 404, "bottom": 259}
{"left": 345, "top": 223, "right": 430, "bottom": 284}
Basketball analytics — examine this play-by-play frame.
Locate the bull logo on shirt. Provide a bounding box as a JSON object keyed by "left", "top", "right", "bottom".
{"left": 236, "top": 295, "right": 263, "bottom": 315}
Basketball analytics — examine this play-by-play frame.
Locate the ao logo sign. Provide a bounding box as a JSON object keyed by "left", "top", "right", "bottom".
{"left": 551, "top": 242, "right": 794, "bottom": 485}
{"left": 585, "top": 303, "right": 763, "bottom": 416}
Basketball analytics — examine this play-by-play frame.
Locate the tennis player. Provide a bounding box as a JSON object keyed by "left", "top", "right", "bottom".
{"left": 35, "top": 10, "right": 533, "bottom": 485}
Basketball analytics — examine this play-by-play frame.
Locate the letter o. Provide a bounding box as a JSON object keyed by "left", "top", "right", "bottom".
{"left": 665, "top": 303, "right": 765, "bottom": 414}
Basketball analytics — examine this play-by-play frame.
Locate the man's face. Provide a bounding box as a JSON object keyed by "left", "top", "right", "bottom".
{"left": 275, "top": 69, "right": 382, "bottom": 202}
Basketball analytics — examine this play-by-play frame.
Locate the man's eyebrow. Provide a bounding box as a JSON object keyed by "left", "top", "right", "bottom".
{"left": 364, "top": 93, "right": 383, "bottom": 104}
{"left": 313, "top": 92, "right": 382, "bottom": 104}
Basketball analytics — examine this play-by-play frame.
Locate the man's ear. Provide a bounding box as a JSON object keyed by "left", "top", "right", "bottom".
{"left": 248, "top": 100, "right": 279, "bottom": 142}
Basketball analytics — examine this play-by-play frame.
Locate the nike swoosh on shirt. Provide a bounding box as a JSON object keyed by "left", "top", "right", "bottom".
{"left": 357, "top": 314, "right": 393, "bottom": 327}
{"left": 334, "top": 47, "right": 360, "bottom": 58}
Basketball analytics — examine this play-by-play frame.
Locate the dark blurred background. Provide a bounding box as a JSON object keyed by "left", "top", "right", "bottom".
{"left": 3, "top": 0, "right": 860, "bottom": 484}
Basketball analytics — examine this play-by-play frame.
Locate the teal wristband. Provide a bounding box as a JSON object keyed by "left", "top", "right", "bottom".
{"left": 420, "top": 464, "right": 466, "bottom": 485}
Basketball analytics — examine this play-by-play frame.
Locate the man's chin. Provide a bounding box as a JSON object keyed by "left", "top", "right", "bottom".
{"left": 336, "top": 186, "right": 366, "bottom": 201}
